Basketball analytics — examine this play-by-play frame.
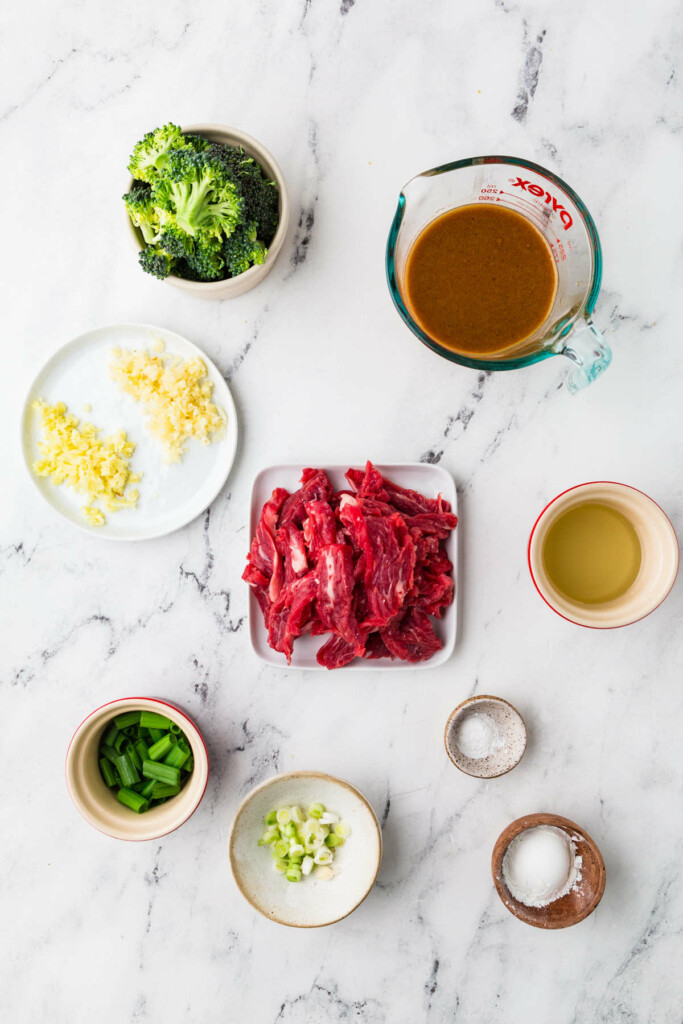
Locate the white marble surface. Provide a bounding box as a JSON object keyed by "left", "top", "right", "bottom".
{"left": 2, "top": 1, "right": 683, "bottom": 1021}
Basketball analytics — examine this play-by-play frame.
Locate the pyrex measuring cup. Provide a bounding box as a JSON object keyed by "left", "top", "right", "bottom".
{"left": 386, "top": 156, "right": 611, "bottom": 393}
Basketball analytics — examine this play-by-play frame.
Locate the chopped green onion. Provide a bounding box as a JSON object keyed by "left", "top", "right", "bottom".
{"left": 265, "top": 811, "right": 278, "bottom": 826}
{"left": 147, "top": 727, "right": 164, "bottom": 743}
{"left": 134, "top": 739, "right": 150, "bottom": 765}
{"left": 285, "top": 866, "right": 302, "bottom": 882}
{"left": 274, "top": 840, "right": 289, "bottom": 859}
{"left": 325, "top": 834, "right": 344, "bottom": 848}
{"left": 116, "top": 787, "right": 149, "bottom": 813}
{"left": 164, "top": 743, "right": 190, "bottom": 770}
{"left": 301, "top": 855, "right": 314, "bottom": 876}
{"left": 140, "top": 779, "right": 156, "bottom": 799}
{"left": 309, "top": 803, "right": 324, "bottom": 819}
{"left": 114, "top": 753, "right": 140, "bottom": 787}
{"left": 141, "top": 760, "right": 180, "bottom": 787}
{"left": 282, "top": 822, "right": 297, "bottom": 838}
{"left": 273, "top": 859, "right": 288, "bottom": 874}
{"left": 183, "top": 755, "right": 194, "bottom": 773}
{"left": 276, "top": 808, "right": 291, "bottom": 826}
{"left": 102, "top": 723, "right": 120, "bottom": 748}
{"left": 152, "top": 783, "right": 180, "bottom": 799}
{"left": 126, "top": 740, "right": 143, "bottom": 771}
{"left": 99, "top": 757, "right": 117, "bottom": 787}
{"left": 100, "top": 743, "right": 120, "bottom": 766}
{"left": 290, "top": 805, "right": 303, "bottom": 824}
{"left": 313, "top": 848, "right": 333, "bottom": 866}
{"left": 114, "top": 710, "right": 141, "bottom": 729}
{"left": 169, "top": 722, "right": 182, "bottom": 735}
{"left": 139, "top": 710, "right": 172, "bottom": 730}
{"left": 334, "top": 822, "right": 351, "bottom": 838}
{"left": 148, "top": 733, "right": 174, "bottom": 762}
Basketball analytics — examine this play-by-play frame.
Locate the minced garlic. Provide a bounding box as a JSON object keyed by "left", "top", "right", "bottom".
{"left": 109, "top": 347, "right": 226, "bottom": 463}
{"left": 31, "top": 400, "right": 140, "bottom": 525}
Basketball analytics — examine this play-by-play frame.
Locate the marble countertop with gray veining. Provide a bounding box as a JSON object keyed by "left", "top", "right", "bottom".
{"left": 2, "top": 0, "right": 683, "bottom": 1021}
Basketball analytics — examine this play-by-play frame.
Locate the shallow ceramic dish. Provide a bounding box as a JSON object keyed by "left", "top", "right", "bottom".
{"left": 491, "top": 812, "right": 606, "bottom": 929}
{"left": 22, "top": 323, "right": 238, "bottom": 540}
{"left": 444, "top": 695, "right": 526, "bottom": 778}
{"left": 229, "top": 772, "right": 382, "bottom": 927}
{"left": 66, "top": 698, "right": 209, "bottom": 841}
{"left": 125, "top": 123, "right": 290, "bottom": 300}
{"left": 247, "top": 463, "right": 458, "bottom": 670}
{"left": 528, "top": 481, "right": 678, "bottom": 628}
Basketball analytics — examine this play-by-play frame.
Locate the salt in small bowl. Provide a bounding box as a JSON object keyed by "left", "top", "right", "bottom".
{"left": 444, "top": 695, "right": 527, "bottom": 779}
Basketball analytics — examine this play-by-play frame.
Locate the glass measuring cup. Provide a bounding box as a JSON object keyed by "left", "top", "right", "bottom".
{"left": 386, "top": 155, "right": 611, "bottom": 393}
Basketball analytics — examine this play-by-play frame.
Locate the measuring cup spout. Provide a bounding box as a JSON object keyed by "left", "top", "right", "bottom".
{"left": 560, "top": 318, "right": 612, "bottom": 393}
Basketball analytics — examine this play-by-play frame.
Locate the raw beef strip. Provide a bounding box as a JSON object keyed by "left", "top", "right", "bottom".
{"left": 381, "top": 607, "right": 442, "bottom": 663}
{"left": 302, "top": 499, "right": 338, "bottom": 560}
{"left": 267, "top": 573, "right": 318, "bottom": 664}
{"left": 316, "top": 543, "right": 364, "bottom": 651}
{"left": 317, "top": 634, "right": 358, "bottom": 669}
{"left": 401, "top": 510, "right": 458, "bottom": 539}
{"left": 276, "top": 522, "right": 308, "bottom": 583}
{"left": 341, "top": 501, "right": 416, "bottom": 630}
{"left": 242, "top": 487, "right": 290, "bottom": 623}
{"left": 362, "top": 631, "right": 393, "bottom": 660}
{"left": 279, "top": 468, "right": 333, "bottom": 528}
{"left": 384, "top": 476, "right": 449, "bottom": 516}
{"left": 412, "top": 548, "right": 454, "bottom": 617}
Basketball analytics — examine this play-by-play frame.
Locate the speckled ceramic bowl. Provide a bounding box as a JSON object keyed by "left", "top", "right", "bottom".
{"left": 444, "top": 695, "right": 527, "bottom": 778}
{"left": 66, "top": 698, "right": 209, "bottom": 841}
{"left": 125, "top": 123, "right": 290, "bottom": 300}
{"left": 229, "top": 772, "right": 382, "bottom": 927}
{"left": 491, "top": 813, "right": 606, "bottom": 929}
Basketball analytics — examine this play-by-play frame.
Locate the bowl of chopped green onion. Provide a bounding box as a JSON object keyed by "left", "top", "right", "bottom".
{"left": 66, "top": 698, "right": 209, "bottom": 841}
{"left": 229, "top": 771, "right": 382, "bottom": 927}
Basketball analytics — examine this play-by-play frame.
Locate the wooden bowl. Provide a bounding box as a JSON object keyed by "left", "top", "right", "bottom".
{"left": 491, "top": 813, "right": 606, "bottom": 928}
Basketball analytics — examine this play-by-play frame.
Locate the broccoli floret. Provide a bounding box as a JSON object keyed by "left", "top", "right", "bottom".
{"left": 221, "top": 222, "right": 267, "bottom": 277}
{"left": 123, "top": 183, "right": 161, "bottom": 244}
{"left": 138, "top": 245, "right": 177, "bottom": 280}
{"left": 184, "top": 236, "right": 225, "bottom": 281}
{"left": 157, "top": 224, "right": 194, "bottom": 260}
{"left": 152, "top": 149, "right": 243, "bottom": 240}
{"left": 127, "top": 123, "right": 194, "bottom": 184}
{"left": 206, "top": 144, "right": 280, "bottom": 245}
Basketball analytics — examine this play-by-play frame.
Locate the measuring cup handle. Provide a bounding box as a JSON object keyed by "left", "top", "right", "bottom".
{"left": 561, "top": 318, "right": 612, "bottom": 393}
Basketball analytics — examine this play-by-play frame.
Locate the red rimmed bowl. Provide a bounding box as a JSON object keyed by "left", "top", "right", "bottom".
{"left": 528, "top": 481, "right": 679, "bottom": 628}
{"left": 66, "top": 698, "right": 209, "bottom": 841}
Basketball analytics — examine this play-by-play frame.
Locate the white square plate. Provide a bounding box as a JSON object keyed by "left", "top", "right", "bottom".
{"left": 247, "top": 463, "right": 458, "bottom": 670}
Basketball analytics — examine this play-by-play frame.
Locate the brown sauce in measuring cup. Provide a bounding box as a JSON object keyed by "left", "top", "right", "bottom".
{"left": 404, "top": 204, "right": 558, "bottom": 357}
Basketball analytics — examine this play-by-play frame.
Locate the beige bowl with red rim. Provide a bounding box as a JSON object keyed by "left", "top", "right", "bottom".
{"left": 491, "top": 812, "right": 606, "bottom": 929}
{"left": 125, "top": 123, "right": 290, "bottom": 300}
{"left": 66, "top": 697, "right": 209, "bottom": 841}
{"left": 229, "top": 771, "right": 382, "bottom": 927}
{"left": 528, "top": 481, "right": 679, "bottom": 628}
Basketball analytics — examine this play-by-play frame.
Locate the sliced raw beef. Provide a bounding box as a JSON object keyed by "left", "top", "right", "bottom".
{"left": 275, "top": 522, "right": 308, "bottom": 583}
{"left": 267, "top": 573, "right": 318, "bottom": 663}
{"left": 303, "top": 499, "right": 338, "bottom": 561}
{"left": 317, "top": 634, "right": 358, "bottom": 669}
{"left": 243, "top": 463, "right": 456, "bottom": 669}
{"left": 381, "top": 607, "right": 442, "bottom": 663}
{"left": 316, "top": 543, "right": 364, "bottom": 651}
{"left": 279, "top": 468, "right": 333, "bottom": 528}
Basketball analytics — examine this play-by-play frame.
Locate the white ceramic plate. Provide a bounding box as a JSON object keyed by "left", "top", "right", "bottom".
{"left": 247, "top": 463, "right": 458, "bottom": 670}
{"left": 229, "top": 771, "right": 382, "bottom": 927}
{"left": 22, "top": 323, "right": 238, "bottom": 540}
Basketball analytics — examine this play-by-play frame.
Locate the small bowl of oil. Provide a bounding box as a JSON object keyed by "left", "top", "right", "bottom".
{"left": 528, "top": 481, "right": 678, "bottom": 628}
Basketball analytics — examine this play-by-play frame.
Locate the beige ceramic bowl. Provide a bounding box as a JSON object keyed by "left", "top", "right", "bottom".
{"left": 66, "top": 698, "right": 209, "bottom": 841}
{"left": 125, "top": 123, "right": 290, "bottom": 299}
{"left": 492, "top": 812, "right": 606, "bottom": 929}
{"left": 444, "top": 695, "right": 527, "bottom": 778}
{"left": 528, "top": 481, "right": 679, "bottom": 628}
{"left": 229, "top": 771, "right": 382, "bottom": 928}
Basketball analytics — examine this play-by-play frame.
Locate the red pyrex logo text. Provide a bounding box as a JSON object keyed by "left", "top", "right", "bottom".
{"left": 511, "top": 177, "right": 573, "bottom": 230}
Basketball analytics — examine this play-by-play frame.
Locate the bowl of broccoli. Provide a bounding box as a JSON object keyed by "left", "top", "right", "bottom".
{"left": 123, "top": 123, "right": 289, "bottom": 299}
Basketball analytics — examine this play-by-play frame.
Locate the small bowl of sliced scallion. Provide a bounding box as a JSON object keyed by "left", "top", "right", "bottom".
{"left": 229, "top": 771, "right": 382, "bottom": 927}
{"left": 66, "top": 698, "right": 209, "bottom": 841}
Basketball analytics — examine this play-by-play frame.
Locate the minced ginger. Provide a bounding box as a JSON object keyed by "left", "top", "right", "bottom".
{"left": 109, "top": 345, "right": 226, "bottom": 463}
{"left": 31, "top": 400, "right": 140, "bottom": 525}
